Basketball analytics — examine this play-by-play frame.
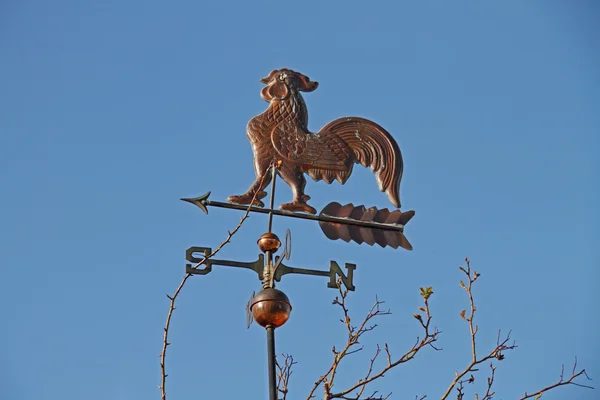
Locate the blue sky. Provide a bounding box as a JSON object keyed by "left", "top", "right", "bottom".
{"left": 1, "top": 1, "right": 598, "bottom": 399}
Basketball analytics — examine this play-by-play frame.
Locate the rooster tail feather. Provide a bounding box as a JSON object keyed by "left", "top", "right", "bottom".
{"left": 319, "top": 117, "right": 403, "bottom": 208}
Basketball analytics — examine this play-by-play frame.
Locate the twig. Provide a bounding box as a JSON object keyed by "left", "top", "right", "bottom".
{"left": 307, "top": 280, "right": 440, "bottom": 400}
{"left": 455, "top": 379, "right": 464, "bottom": 400}
{"left": 307, "top": 282, "right": 390, "bottom": 399}
{"left": 477, "top": 362, "right": 496, "bottom": 400}
{"left": 440, "top": 258, "right": 517, "bottom": 400}
{"left": 159, "top": 168, "right": 271, "bottom": 400}
{"left": 520, "top": 357, "right": 593, "bottom": 399}
{"left": 276, "top": 353, "right": 296, "bottom": 400}
{"left": 441, "top": 258, "right": 593, "bottom": 400}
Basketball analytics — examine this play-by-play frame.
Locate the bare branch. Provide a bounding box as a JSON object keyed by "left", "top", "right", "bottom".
{"left": 520, "top": 357, "right": 593, "bottom": 399}
{"left": 307, "top": 361, "right": 336, "bottom": 399}
{"left": 159, "top": 168, "right": 271, "bottom": 400}
{"left": 307, "top": 257, "right": 593, "bottom": 399}
{"left": 441, "top": 258, "right": 593, "bottom": 400}
{"left": 276, "top": 353, "right": 296, "bottom": 400}
{"left": 455, "top": 379, "right": 464, "bottom": 400}
{"left": 307, "top": 280, "right": 440, "bottom": 400}
{"left": 354, "top": 345, "right": 382, "bottom": 398}
{"left": 441, "top": 259, "right": 517, "bottom": 400}
{"left": 477, "top": 362, "right": 496, "bottom": 400}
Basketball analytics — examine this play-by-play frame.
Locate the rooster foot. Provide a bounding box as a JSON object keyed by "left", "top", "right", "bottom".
{"left": 279, "top": 200, "right": 317, "bottom": 215}
{"left": 227, "top": 192, "right": 267, "bottom": 208}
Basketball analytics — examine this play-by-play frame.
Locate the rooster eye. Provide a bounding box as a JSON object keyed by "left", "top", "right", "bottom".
{"left": 279, "top": 73, "right": 288, "bottom": 81}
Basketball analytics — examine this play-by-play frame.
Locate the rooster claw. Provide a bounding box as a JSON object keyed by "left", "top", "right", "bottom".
{"left": 279, "top": 201, "right": 317, "bottom": 215}
{"left": 227, "top": 195, "right": 265, "bottom": 208}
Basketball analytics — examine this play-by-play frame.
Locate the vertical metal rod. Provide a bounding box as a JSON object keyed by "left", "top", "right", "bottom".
{"left": 267, "top": 166, "right": 277, "bottom": 234}
{"left": 266, "top": 325, "right": 277, "bottom": 400}
{"left": 264, "top": 166, "right": 278, "bottom": 288}
{"left": 266, "top": 166, "right": 279, "bottom": 399}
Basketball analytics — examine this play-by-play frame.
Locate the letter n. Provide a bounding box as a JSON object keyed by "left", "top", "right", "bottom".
{"left": 327, "top": 261, "right": 356, "bottom": 291}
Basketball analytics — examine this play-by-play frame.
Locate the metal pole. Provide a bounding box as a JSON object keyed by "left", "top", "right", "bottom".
{"left": 264, "top": 166, "right": 277, "bottom": 288}
{"left": 267, "top": 166, "right": 277, "bottom": 234}
{"left": 266, "top": 167, "right": 279, "bottom": 400}
{"left": 266, "top": 325, "right": 277, "bottom": 400}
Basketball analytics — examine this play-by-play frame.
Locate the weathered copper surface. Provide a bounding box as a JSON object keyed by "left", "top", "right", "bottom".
{"left": 227, "top": 68, "right": 404, "bottom": 215}
{"left": 250, "top": 288, "right": 292, "bottom": 328}
{"left": 257, "top": 232, "right": 281, "bottom": 253}
{"left": 319, "top": 202, "right": 415, "bottom": 250}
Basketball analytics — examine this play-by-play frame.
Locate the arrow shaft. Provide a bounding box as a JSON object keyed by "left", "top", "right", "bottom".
{"left": 204, "top": 200, "right": 404, "bottom": 232}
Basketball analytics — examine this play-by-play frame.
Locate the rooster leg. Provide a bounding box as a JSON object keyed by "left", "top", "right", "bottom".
{"left": 278, "top": 167, "right": 317, "bottom": 215}
{"left": 227, "top": 164, "right": 272, "bottom": 207}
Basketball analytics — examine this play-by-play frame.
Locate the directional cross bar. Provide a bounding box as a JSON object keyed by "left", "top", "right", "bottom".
{"left": 185, "top": 246, "right": 264, "bottom": 277}
{"left": 185, "top": 246, "right": 356, "bottom": 291}
{"left": 273, "top": 257, "right": 356, "bottom": 291}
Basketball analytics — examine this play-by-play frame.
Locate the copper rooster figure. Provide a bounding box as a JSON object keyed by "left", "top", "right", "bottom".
{"left": 228, "top": 68, "right": 404, "bottom": 215}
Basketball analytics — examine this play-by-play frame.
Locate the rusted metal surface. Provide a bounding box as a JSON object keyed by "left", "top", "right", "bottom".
{"left": 227, "top": 68, "right": 405, "bottom": 215}
{"left": 319, "top": 202, "right": 415, "bottom": 250}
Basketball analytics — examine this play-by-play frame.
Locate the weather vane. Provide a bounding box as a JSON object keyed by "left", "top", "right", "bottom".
{"left": 182, "top": 68, "right": 415, "bottom": 400}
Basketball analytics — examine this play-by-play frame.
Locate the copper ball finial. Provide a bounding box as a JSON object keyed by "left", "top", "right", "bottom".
{"left": 258, "top": 232, "right": 281, "bottom": 253}
{"left": 250, "top": 288, "right": 292, "bottom": 328}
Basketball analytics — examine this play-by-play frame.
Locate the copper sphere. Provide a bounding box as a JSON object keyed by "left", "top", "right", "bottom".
{"left": 257, "top": 233, "right": 281, "bottom": 253}
{"left": 251, "top": 288, "right": 292, "bottom": 328}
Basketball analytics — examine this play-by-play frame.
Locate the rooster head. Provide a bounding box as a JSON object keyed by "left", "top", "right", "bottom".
{"left": 260, "top": 68, "right": 319, "bottom": 102}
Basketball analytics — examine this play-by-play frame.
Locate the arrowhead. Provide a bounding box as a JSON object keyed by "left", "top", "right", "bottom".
{"left": 181, "top": 192, "right": 211, "bottom": 214}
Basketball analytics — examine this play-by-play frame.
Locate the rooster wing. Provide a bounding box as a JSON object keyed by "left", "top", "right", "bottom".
{"left": 271, "top": 124, "right": 354, "bottom": 184}
{"left": 272, "top": 117, "right": 403, "bottom": 207}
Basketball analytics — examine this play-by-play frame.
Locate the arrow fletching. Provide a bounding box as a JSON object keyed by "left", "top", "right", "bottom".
{"left": 319, "top": 202, "right": 415, "bottom": 250}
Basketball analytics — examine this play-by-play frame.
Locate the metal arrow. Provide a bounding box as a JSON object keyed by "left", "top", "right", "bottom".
{"left": 181, "top": 192, "right": 411, "bottom": 233}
